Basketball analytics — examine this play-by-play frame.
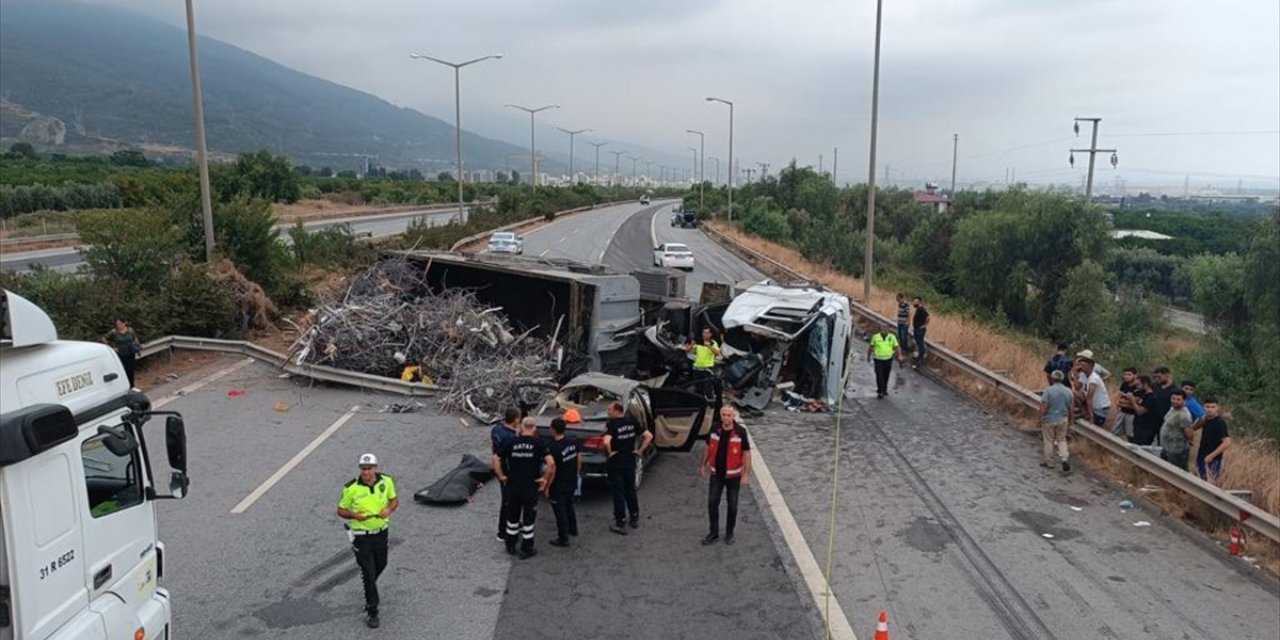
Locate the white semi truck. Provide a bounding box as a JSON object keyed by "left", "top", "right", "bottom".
{"left": 0, "top": 289, "right": 189, "bottom": 640}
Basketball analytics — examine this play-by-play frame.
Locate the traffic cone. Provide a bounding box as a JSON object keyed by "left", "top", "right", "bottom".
{"left": 873, "top": 610, "right": 889, "bottom": 640}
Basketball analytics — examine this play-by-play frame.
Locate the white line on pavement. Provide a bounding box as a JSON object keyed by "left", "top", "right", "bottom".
{"left": 650, "top": 205, "right": 661, "bottom": 248}
{"left": 230, "top": 404, "right": 361, "bottom": 514}
{"left": 751, "top": 444, "right": 859, "bottom": 640}
{"left": 153, "top": 357, "right": 256, "bottom": 409}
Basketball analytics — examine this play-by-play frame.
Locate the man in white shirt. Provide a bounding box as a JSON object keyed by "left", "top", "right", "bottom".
{"left": 1075, "top": 357, "right": 1111, "bottom": 427}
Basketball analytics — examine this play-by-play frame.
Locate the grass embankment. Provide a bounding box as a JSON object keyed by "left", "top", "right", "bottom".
{"left": 711, "top": 222, "right": 1280, "bottom": 573}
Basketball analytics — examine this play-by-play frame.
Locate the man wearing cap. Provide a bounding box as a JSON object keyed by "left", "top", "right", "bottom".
{"left": 493, "top": 417, "right": 555, "bottom": 559}
{"left": 337, "top": 453, "right": 399, "bottom": 629}
{"left": 1074, "top": 356, "right": 1111, "bottom": 427}
{"left": 1038, "top": 370, "right": 1075, "bottom": 473}
{"left": 865, "top": 322, "right": 905, "bottom": 399}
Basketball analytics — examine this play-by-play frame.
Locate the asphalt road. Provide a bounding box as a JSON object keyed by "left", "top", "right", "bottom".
{"left": 519, "top": 199, "right": 671, "bottom": 265}
{"left": 147, "top": 205, "right": 1276, "bottom": 640}
{"left": 532, "top": 205, "right": 1280, "bottom": 638}
{"left": 0, "top": 207, "right": 463, "bottom": 273}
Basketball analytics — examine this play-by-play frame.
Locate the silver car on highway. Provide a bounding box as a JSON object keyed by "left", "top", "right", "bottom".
{"left": 486, "top": 231, "right": 524, "bottom": 255}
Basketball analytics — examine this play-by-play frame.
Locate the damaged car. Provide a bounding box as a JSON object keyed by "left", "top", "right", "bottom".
{"left": 513, "top": 372, "right": 719, "bottom": 491}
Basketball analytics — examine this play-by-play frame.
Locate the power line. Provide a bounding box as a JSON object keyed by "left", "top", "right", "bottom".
{"left": 1108, "top": 130, "right": 1280, "bottom": 138}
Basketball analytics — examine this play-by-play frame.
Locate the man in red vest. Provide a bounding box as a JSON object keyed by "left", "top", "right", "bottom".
{"left": 701, "top": 405, "right": 752, "bottom": 545}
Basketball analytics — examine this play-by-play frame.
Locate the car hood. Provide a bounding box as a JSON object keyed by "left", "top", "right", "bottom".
{"left": 722, "top": 282, "right": 848, "bottom": 339}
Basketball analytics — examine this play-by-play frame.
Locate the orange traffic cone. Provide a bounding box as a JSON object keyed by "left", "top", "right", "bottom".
{"left": 873, "top": 611, "right": 889, "bottom": 640}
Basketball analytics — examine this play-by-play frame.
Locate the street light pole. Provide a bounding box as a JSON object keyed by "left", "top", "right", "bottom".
{"left": 505, "top": 103, "right": 559, "bottom": 189}
{"left": 686, "top": 129, "right": 705, "bottom": 211}
{"left": 588, "top": 141, "right": 609, "bottom": 184}
{"left": 643, "top": 160, "right": 654, "bottom": 185}
{"left": 705, "top": 97, "right": 734, "bottom": 224}
{"left": 609, "top": 150, "right": 625, "bottom": 187}
{"left": 862, "top": 0, "right": 883, "bottom": 302}
{"left": 411, "top": 53, "right": 502, "bottom": 223}
{"left": 628, "top": 155, "right": 639, "bottom": 184}
{"left": 556, "top": 127, "right": 590, "bottom": 183}
{"left": 949, "top": 133, "right": 959, "bottom": 198}
{"left": 184, "top": 0, "right": 215, "bottom": 261}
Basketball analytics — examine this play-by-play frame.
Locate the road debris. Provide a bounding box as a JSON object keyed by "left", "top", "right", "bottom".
{"left": 380, "top": 401, "right": 424, "bottom": 414}
{"left": 273, "top": 401, "right": 290, "bottom": 412}
{"left": 290, "top": 258, "right": 559, "bottom": 421}
{"left": 227, "top": 388, "right": 247, "bottom": 398}
{"left": 1119, "top": 500, "right": 1134, "bottom": 511}
{"left": 1133, "top": 521, "right": 1152, "bottom": 527}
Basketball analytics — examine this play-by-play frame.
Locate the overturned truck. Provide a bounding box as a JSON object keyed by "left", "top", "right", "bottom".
{"left": 399, "top": 251, "right": 643, "bottom": 378}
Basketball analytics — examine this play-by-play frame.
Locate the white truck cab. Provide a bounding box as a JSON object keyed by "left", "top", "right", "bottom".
{"left": 0, "top": 289, "right": 190, "bottom": 640}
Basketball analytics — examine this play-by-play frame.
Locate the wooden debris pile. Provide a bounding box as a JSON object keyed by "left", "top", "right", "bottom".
{"left": 290, "top": 258, "right": 559, "bottom": 420}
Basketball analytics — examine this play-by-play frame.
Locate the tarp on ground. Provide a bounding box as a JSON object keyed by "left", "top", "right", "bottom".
{"left": 413, "top": 454, "right": 495, "bottom": 506}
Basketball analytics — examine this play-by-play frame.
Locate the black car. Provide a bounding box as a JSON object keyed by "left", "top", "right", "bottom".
{"left": 670, "top": 211, "right": 698, "bottom": 228}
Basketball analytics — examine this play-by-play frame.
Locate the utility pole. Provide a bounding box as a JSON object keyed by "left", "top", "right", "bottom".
{"left": 863, "top": 0, "right": 884, "bottom": 302}
{"left": 644, "top": 159, "right": 654, "bottom": 184}
{"left": 184, "top": 0, "right": 215, "bottom": 262}
{"left": 819, "top": 154, "right": 824, "bottom": 175}
{"left": 949, "top": 133, "right": 959, "bottom": 197}
{"left": 556, "top": 127, "right": 590, "bottom": 183}
{"left": 686, "top": 129, "right": 705, "bottom": 212}
{"left": 1070, "top": 117, "right": 1118, "bottom": 205}
{"left": 588, "top": 141, "right": 608, "bottom": 184}
{"left": 609, "top": 150, "right": 625, "bottom": 187}
{"left": 832, "top": 146, "right": 838, "bottom": 185}
{"left": 743, "top": 167, "right": 756, "bottom": 183}
{"left": 628, "top": 155, "right": 639, "bottom": 185}
{"left": 757, "top": 162, "right": 769, "bottom": 180}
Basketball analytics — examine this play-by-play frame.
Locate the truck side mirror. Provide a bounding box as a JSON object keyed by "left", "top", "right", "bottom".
{"left": 165, "top": 416, "right": 190, "bottom": 499}
{"left": 166, "top": 416, "right": 187, "bottom": 473}
{"left": 97, "top": 424, "right": 139, "bottom": 456}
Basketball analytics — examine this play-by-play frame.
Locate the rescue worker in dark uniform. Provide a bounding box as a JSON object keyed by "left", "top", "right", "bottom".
{"left": 603, "top": 400, "right": 653, "bottom": 535}
{"left": 701, "top": 405, "right": 752, "bottom": 545}
{"left": 490, "top": 407, "right": 520, "bottom": 543}
{"left": 337, "top": 453, "right": 399, "bottom": 629}
{"left": 545, "top": 417, "right": 581, "bottom": 547}
{"left": 493, "top": 417, "right": 555, "bottom": 559}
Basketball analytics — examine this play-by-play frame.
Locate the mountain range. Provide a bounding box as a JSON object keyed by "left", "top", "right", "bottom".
{"left": 0, "top": 1, "right": 548, "bottom": 173}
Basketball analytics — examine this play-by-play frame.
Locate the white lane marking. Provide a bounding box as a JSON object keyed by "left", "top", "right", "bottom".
{"left": 153, "top": 357, "right": 255, "bottom": 409}
{"left": 650, "top": 205, "right": 662, "bottom": 248}
{"left": 230, "top": 405, "right": 361, "bottom": 514}
{"left": 751, "top": 444, "right": 859, "bottom": 640}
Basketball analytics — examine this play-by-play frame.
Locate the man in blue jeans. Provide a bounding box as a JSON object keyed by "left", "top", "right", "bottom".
{"left": 895, "top": 293, "right": 911, "bottom": 352}
{"left": 911, "top": 296, "right": 931, "bottom": 368}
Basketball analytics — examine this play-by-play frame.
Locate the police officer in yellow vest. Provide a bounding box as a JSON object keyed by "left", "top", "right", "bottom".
{"left": 686, "top": 327, "right": 721, "bottom": 372}
{"left": 337, "top": 453, "right": 399, "bottom": 629}
{"left": 866, "top": 321, "right": 905, "bottom": 399}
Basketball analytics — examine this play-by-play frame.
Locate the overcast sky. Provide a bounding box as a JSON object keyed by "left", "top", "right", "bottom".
{"left": 87, "top": 0, "right": 1280, "bottom": 191}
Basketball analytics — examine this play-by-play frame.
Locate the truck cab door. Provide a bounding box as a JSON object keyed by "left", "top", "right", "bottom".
{"left": 74, "top": 422, "right": 162, "bottom": 638}
{"left": 645, "top": 386, "right": 711, "bottom": 452}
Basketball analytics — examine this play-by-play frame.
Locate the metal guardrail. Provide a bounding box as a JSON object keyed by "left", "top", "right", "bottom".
{"left": 703, "top": 225, "right": 1280, "bottom": 545}
{"left": 0, "top": 232, "right": 80, "bottom": 247}
{"left": 448, "top": 200, "right": 631, "bottom": 251}
{"left": 137, "top": 335, "right": 438, "bottom": 397}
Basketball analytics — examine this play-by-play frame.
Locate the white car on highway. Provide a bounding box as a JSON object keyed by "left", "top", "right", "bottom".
{"left": 486, "top": 231, "right": 524, "bottom": 255}
{"left": 653, "top": 242, "right": 694, "bottom": 270}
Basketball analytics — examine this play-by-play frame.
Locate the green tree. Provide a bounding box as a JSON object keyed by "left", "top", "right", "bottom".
{"left": 1050, "top": 260, "right": 1115, "bottom": 344}
{"left": 7, "top": 142, "right": 38, "bottom": 160}
{"left": 75, "top": 207, "right": 186, "bottom": 290}
{"left": 1188, "top": 253, "right": 1248, "bottom": 334}
{"left": 437, "top": 171, "right": 455, "bottom": 183}
{"left": 109, "top": 149, "right": 150, "bottom": 167}
{"left": 225, "top": 150, "right": 302, "bottom": 203}
{"left": 214, "top": 196, "right": 284, "bottom": 289}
